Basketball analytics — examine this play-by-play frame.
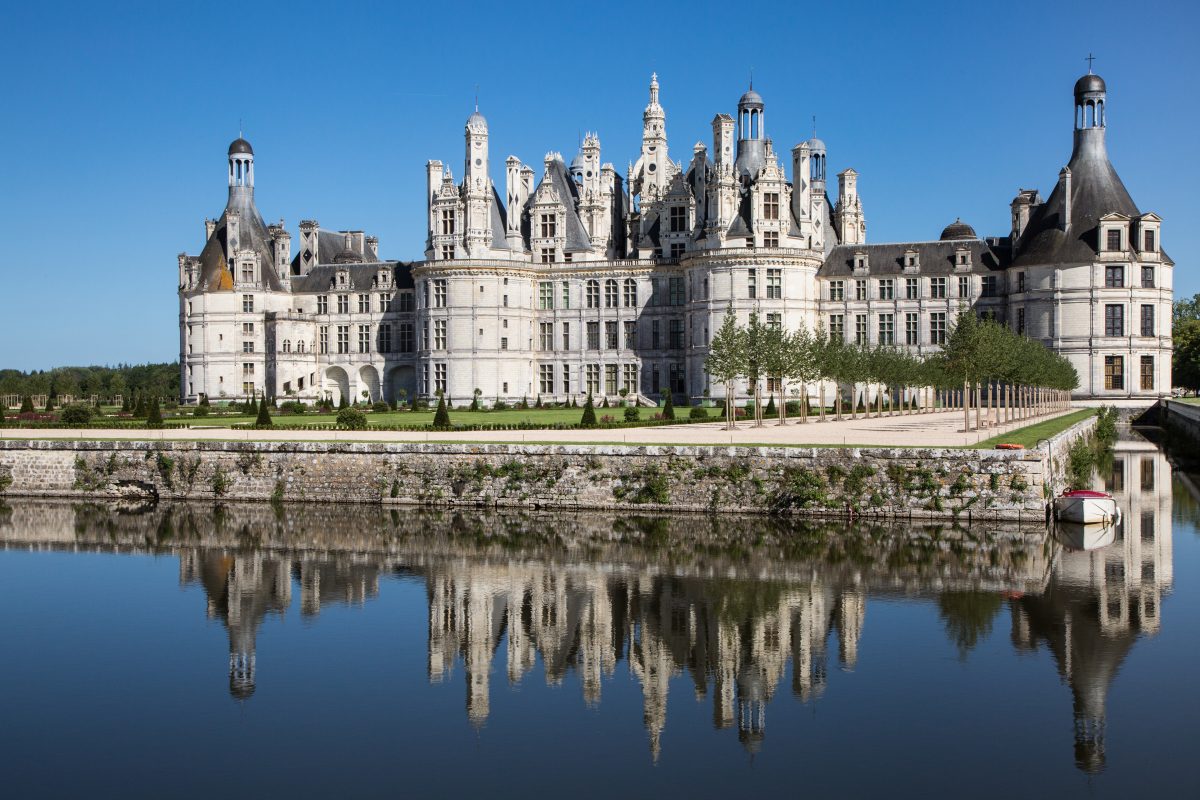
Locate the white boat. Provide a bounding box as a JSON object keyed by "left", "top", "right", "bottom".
{"left": 1054, "top": 519, "right": 1118, "bottom": 552}
{"left": 1054, "top": 490, "right": 1120, "bottom": 525}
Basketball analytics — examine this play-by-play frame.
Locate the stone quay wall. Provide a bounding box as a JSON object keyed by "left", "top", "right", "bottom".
{"left": 1162, "top": 400, "right": 1200, "bottom": 440}
{"left": 0, "top": 423, "right": 1094, "bottom": 521}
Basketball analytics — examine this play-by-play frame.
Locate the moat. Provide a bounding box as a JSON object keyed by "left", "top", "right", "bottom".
{"left": 0, "top": 429, "right": 1196, "bottom": 798}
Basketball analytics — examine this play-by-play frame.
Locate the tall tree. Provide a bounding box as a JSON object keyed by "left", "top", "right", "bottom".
{"left": 1174, "top": 319, "right": 1200, "bottom": 395}
{"left": 743, "top": 312, "right": 768, "bottom": 427}
{"left": 705, "top": 309, "right": 745, "bottom": 430}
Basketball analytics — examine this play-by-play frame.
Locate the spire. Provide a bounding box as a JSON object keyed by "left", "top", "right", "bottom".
{"left": 1085, "top": 52, "right": 1095, "bottom": 73}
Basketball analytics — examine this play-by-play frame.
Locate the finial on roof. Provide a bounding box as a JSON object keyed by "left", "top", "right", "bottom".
{"left": 749, "top": 67, "right": 753, "bottom": 90}
{"left": 1085, "top": 53, "right": 1095, "bottom": 73}
{"left": 812, "top": 115, "right": 817, "bottom": 138}
{"left": 474, "top": 84, "right": 479, "bottom": 112}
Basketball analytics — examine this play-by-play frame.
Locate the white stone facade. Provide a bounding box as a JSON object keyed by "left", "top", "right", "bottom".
{"left": 178, "top": 72, "right": 1172, "bottom": 405}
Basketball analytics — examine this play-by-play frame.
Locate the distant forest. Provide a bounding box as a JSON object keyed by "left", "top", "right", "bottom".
{"left": 0, "top": 363, "right": 179, "bottom": 401}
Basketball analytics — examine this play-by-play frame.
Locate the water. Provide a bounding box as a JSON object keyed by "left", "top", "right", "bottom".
{"left": 1, "top": 432, "right": 1197, "bottom": 798}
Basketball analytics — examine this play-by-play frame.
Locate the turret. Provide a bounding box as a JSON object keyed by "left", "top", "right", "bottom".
{"left": 734, "top": 85, "right": 765, "bottom": 182}
{"left": 834, "top": 168, "right": 865, "bottom": 245}
{"left": 227, "top": 137, "right": 254, "bottom": 201}
{"left": 463, "top": 107, "right": 492, "bottom": 256}
{"left": 633, "top": 73, "right": 671, "bottom": 201}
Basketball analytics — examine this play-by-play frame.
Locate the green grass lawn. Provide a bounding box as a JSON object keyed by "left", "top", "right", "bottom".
{"left": 973, "top": 408, "right": 1096, "bottom": 449}
{"left": 1175, "top": 396, "right": 1200, "bottom": 405}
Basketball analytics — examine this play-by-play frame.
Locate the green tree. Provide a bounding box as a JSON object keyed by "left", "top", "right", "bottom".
{"left": 1174, "top": 292, "right": 1200, "bottom": 325}
{"left": 20, "top": 396, "right": 34, "bottom": 414}
{"left": 705, "top": 308, "right": 746, "bottom": 430}
{"left": 1174, "top": 319, "right": 1200, "bottom": 394}
{"left": 433, "top": 395, "right": 451, "bottom": 428}
{"left": 743, "top": 312, "right": 769, "bottom": 426}
{"left": 937, "top": 591, "right": 1003, "bottom": 661}
{"left": 146, "top": 398, "right": 164, "bottom": 427}
{"left": 336, "top": 407, "right": 368, "bottom": 430}
{"left": 662, "top": 387, "right": 675, "bottom": 420}
{"left": 580, "top": 393, "right": 597, "bottom": 426}
{"left": 256, "top": 395, "right": 274, "bottom": 427}
{"left": 760, "top": 323, "right": 802, "bottom": 426}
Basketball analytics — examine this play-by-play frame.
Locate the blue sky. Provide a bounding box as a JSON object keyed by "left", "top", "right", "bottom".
{"left": 0, "top": 0, "right": 1196, "bottom": 371}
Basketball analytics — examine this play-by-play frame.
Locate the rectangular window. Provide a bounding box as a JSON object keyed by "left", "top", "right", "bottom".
{"left": 1104, "top": 304, "right": 1124, "bottom": 337}
{"left": 669, "top": 362, "right": 686, "bottom": 393}
{"left": 242, "top": 382, "right": 255, "bottom": 397}
{"left": 378, "top": 324, "right": 392, "bottom": 353}
{"left": 434, "top": 363, "right": 446, "bottom": 395}
{"left": 748, "top": 269, "right": 758, "bottom": 299}
{"left": 243, "top": 294, "right": 254, "bottom": 313}
{"left": 767, "top": 269, "right": 782, "bottom": 299}
{"left": 241, "top": 264, "right": 254, "bottom": 283}
{"left": 358, "top": 325, "right": 370, "bottom": 353}
{"left": 1141, "top": 304, "right": 1154, "bottom": 337}
{"left": 540, "top": 322, "right": 554, "bottom": 351}
{"left": 830, "top": 280, "right": 844, "bottom": 301}
{"left": 561, "top": 322, "right": 570, "bottom": 350}
{"left": 317, "top": 295, "right": 328, "bottom": 314}
{"left": 433, "top": 279, "right": 448, "bottom": 307}
{"left": 1143, "top": 229, "right": 1155, "bottom": 252}
{"left": 605, "top": 280, "right": 618, "bottom": 308}
{"left": 623, "top": 364, "right": 637, "bottom": 394}
{"left": 669, "top": 205, "right": 686, "bottom": 232}
{"left": 319, "top": 326, "right": 329, "bottom": 354}
{"left": 829, "top": 314, "right": 844, "bottom": 343}
{"left": 539, "top": 281, "right": 554, "bottom": 310}
{"left": 338, "top": 294, "right": 350, "bottom": 314}
{"left": 931, "top": 277, "right": 947, "bottom": 299}
{"left": 440, "top": 209, "right": 456, "bottom": 235}
{"left": 379, "top": 294, "right": 392, "bottom": 313}
{"left": 358, "top": 294, "right": 370, "bottom": 313}
{"left": 242, "top": 341, "right": 254, "bottom": 353}
{"left": 1017, "top": 272, "right": 1026, "bottom": 293}
{"left": 540, "top": 249, "right": 553, "bottom": 264}
{"left": 766, "top": 313, "right": 782, "bottom": 330}
{"left": 855, "top": 314, "right": 868, "bottom": 345}
{"left": 398, "top": 322, "right": 414, "bottom": 353}
{"left": 1105, "top": 265, "right": 1124, "bottom": 288}
{"left": 763, "top": 192, "right": 779, "bottom": 220}
{"left": 539, "top": 364, "right": 554, "bottom": 395}
{"left": 586, "top": 364, "right": 600, "bottom": 395}
{"left": 1140, "top": 356, "right": 1154, "bottom": 391}
{"left": 981, "top": 276, "right": 997, "bottom": 297}
{"left": 1106, "top": 228, "right": 1121, "bottom": 251}
{"left": 500, "top": 337, "right": 508, "bottom": 351}
{"left": 855, "top": 279, "right": 867, "bottom": 301}
{"left": 337, "top": 325, "right": 349, "bottom": 354}
{"left": 930, "top": 313, "right": 947, "bottom": 345}
{"left": 586, "top": 281, "right": 600, "bottom": 308}
{"left": 434, "top": 319, "right": 447, "bottom": 350}
{"left": 605, "top": 364, "right": 618, "bottom": 395}
{"left": 762, "top": 231, "right": 779, "bottom": 248}
{"left": 562, "top": 282, "right": 571, "bottom": 309}
{"left": 651, "top": 319, "right": 661, "bottom": 349}
{"left": 623, "top": 279, "right": 637, "bottom": 307}
{"left": 906, "top": 277, "right": 919, "bottom": 300}
{"left": 587, "top": 321, "right": 600, "bottom": 350}
{"left": 669, "top": 277, "right": 685, "bottom": 306}
{"left": 562, "top": 365, "right": 571, "bottom": 395}
{"left": 879, "top": 279, "right": 894, "bottom": 300}
{"left": 242, "top": 322, "right": 255, "bottom": 336}
{"left": 605, "top": 321, "right": 618, "bottom": 349}
{"left": 905, "top": 313, "right": 919, "bottom": 345}
{"left": 242, "top": 362, "right": 254, "bottom": 376}
{"left": 398, "top": 292, "right": 414, "bottom": 312}
{"left": 1017, "top": 308, "right": 1026, "bottom": 335}
{"left": 669, "top": 319, "right": 685, "bottom": 349}
{"left": 440, "top": 245, "right": 453, "bottom": 260}
{"left": 878, "top": 314, "right": 894, "bottom": 346}
{"left": 540, "top": 214, "right": 557, "bottom": 238}
{"left": 422, "top": 321, "right": 429, "bottom": 350}
{"left": 1104, "top": 355, "right": 1124, "bottom": 390}
{"left": 624, "top": 321, "right": 636, "bottom": 349}
{"left": 958, "top": 276, "right": 971, "bottom": 297}
{"left": 1141, "top": 266, "right": 1155, "bottom": 288}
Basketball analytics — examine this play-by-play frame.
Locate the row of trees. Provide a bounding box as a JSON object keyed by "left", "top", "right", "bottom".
{"left": 1174, "top": 293, "right": 1200, "bottom": 394}
{"left": 705, "top": 309, "right": 1079, "bottom": 430}
{"left": 0, "top": 363, "right": 179, "bottom": 403}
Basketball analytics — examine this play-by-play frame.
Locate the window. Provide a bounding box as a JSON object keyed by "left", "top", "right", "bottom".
{"left": 242, "top": 382, "right": 255, "bottom": 396}
{"left": 319, "top": 326, "right": 329, "bottom": 354}
{"left": 398, "top": 322, "right": 414, "bottom": 352}
{"left": 651, "top": 319, "right": 661, "bottom": 349}
{"left": 540, "top": 214, "right": 557, "bottom": 238}
{"left": 540, "top": 249, "right": 553, "bottom": 264}
{"left": 243, "top": 362, "right": 254, "bottom": 376}
{"left": 586, "top": 280, "right": 600, "bottom": 308}
{"left": 905, "top": 278, "right": 919, "bottom": 300}
{"left": 242, "top": 322, "right": 255, "bottom": 336}
{"left": 981, "top": 276, "right": 997, "bottom": 297}
{"left": 605, "top": 279, "right": 618, "bottom": 308}
{"left": 878, "top": 314, "right": 894, "bottom": 345}
{"left": 623, "top": 278, "right": 637, "bottom": 307}
{"left": 1106, "top": 228, "right": 1121, "bottom": 251}
{"left": 931, "top": 277, "right": 947, "bottom": 299}
{"left": 358, "top": 325, "right": 370, "bottom": 353}
{"left": 562, "top": 366, "right": 571, "bottom": 395}
{"left": 337, "top": 325, "right": 349, "bottom": 354}
{"left": 1017, "top": 272, "right": 1026, "bottom": 293}
{"left": 763, "top": 192, "right": 779, "bottom": 220}
{"left": 378, "top": 324, "right": 392, "bottom": 353}
{"left": 240, "top": 263, "right": 254, "bottom": 283}
{"left": 242, "top": 341, "right": 254, "bottom": 353}
{"left": 1017, "top": 308, "right": 1026, "bottom": 335}
{"left": 440, "top": 209, "right": 455, "bottom": 235}
{"left": 624, "top": 321, "right": 636, "bottom": 349}
{"left": 280, "top": 340, "right": 290, "bottom": 354}
{"left": 561, "top": 322, "right": 570, "bottom": 350}
{"left": 539, "top": 365, "right": 554, "bottom": 395}
{"left": 586, "top": 321, "right": 600, "bottom": 350}
{"left": 440, "top": 245, "right": 453, "bottom": 260}
{"left": 539, "top": 282, "right": 554, "bottom": 310}
{"left": 379, "top": 294, "right": 392, "bottom": 313}
{"left": 434, "top": 319, "right": 447, "bottom": 349}
{"left": 748, "top": 270, "right": 758, "bottom": 299}
{"left": 1104, "top": 355, "right": 1124, "bottom": 390}
{"left": 761, "top": 268, "right": 781, "bottom": 299}
{"left": 855, "top": 314, "right": 868, "bottom": 345}
{"left": 422, "top": 321, "right": 429, "bottom": 350}
{"left": 433, "top": 279, "right": 448, "bottom": 307}
{"left": 829, "top": 280, "right": 844, "bottom": 301}
{"left": 1105, "top": 265, "right": 1124, "bottom": 288}
{"left": 623, "top": 364, "right": 638, "bottom": 394}
{"left": 421, "top": 365, "right": 429, "bottom": 394}
{"left": 434, "top": 363, "right": 446, "bottom": 395}
{"left": 669, "top": 362, "right": 686, "bottom": 393}
{"left": 243, "top": 294, "right": 254, "bottom": 313}
{"left": 879, "top": 279, "right": 894, "bottom": 300}
{"left": 1143, "top": 229, "right": 1155, "bottom": 252}
{"left": 669, "top": 319, "right": 685, "bottom": 349}
{"left": 763, "top": 231, "right": 778, "bottom": 248}
{"left": 586, "top": 364, "right": 600, "bottom": 394}
{"left": 1104, "top": 304, "right": 1124, "bottom": 337}
{"left": 930, "top": 313, "right": 947, "bottom": 345}
{"left": 1140, "top": 356, "right": 1154, "bottom": 391}
{"left": 605, "top": 321, "right": 618, "bottom": 349}
{"left": 605, "top": 364, "right": 618, "bottom": 395}
{"left": 1141, "top": 266, "right": 1155, "bottom": 288}
{"left": 669, "top": 277, "right": 685, "bottom": 306}
{"left": 669, "top": 205, "right": 686, "bottom": 232}
{"left": 829, "top": 314, "right": 844, "bottom": 342}
{"left": 503, "top": 294, "right": 508, "bottom": 307}
{"left": 317, "top": 295, "right": 328, "bottom": 314}
{"left": 337, "top": 294, "right": 350, "bottom": 314}
{"left": 540, "top": 323, "right": 554, "bottom": 351}
{"left": 398, "top": 292, "right": 414, "bottom": 312}
{"left": 1141, "top": 304, "right": 1154, "bottom": 337}
{"left": 855, "top": 279, "right": 867, "bottom": 301}
{"left": 905, "top": 313, "right": 919, "bottom": 345}
{"left": 358, "top": 294, "right": 370, "bottom": 313}
{"left": 766, "top": 313, "right": 782, "bottom": 330}
{"left": 958, "top": 276, "right": 971, "bottom": 298}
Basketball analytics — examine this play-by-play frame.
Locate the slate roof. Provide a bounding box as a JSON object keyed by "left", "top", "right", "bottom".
{"left": 290, "top": 262, "right": 415, "bottom": 293}
{"left": 542, "top": 156, "right": 593, "bottom": 252}
{"left": 197, "top": 188, "right": 283, "bottom": 292}
{"left": 820, "top": 238, "right": 1009, "bottom": 278}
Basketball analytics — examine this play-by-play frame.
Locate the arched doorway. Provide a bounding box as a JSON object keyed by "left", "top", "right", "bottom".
{"left": 324, "top": 366, "right": 350, "bottom": 406}
{"left": 359, "top": 365, "right": 382, "bottom": 403}
{"left": 385, "top": 365, "right": 416, "bottom": 405}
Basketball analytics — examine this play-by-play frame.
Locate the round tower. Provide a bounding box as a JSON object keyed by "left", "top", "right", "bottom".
{"left": 734, "top": 86, "right": 766, "bottom": 181}
{"left": 227, "top": 137, "right": 254, "bottom": 195}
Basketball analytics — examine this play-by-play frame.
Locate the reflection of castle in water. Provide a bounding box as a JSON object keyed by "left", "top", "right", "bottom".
{"left": 177, "top": 551, "right": 381, "bottom": 699}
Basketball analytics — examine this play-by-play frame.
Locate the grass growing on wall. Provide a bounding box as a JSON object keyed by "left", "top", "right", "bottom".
{"left": 973, "top": 408, "right": 1096, "bottom": 450}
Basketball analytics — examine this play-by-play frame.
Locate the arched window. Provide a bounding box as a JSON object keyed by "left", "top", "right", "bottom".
{"left": 586, "top": 279, "right": 600, "bottom": 308}
{"left": 623, "top": 278, "right": 637, "bottom": 307}
{"left": 297, "top": 340, "right": 306, "bottom": 353}
{"left": 282, "top": 340, "right": 291, "bottom": 353}
{"left": 605, "top": 279, "right": 618, "bottom": 308}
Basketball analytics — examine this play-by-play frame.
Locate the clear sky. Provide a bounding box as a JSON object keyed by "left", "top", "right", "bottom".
{"left": 1, "top": 0, "right": 1195, "bottom": 371}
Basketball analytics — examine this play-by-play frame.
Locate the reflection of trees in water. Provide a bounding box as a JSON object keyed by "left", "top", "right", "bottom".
{"left": 937, "top": 591, "right": 1004, "bottom": 660}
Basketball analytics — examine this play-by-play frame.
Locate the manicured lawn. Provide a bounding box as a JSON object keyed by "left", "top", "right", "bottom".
{"left": 973, "top": 408, "right": 1096, "bottom": 449}
{"left": 1175, "top": 396, "right": 1200, "bottom": 405}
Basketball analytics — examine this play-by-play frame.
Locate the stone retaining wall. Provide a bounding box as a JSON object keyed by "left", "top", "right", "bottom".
{"left": 0, "top": 424, "right": 1095, "bottom": 521}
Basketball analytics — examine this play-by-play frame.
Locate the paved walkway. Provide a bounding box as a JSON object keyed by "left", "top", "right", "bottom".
{"left": 0, "top": 407, "right": 1075, "bottom": 448}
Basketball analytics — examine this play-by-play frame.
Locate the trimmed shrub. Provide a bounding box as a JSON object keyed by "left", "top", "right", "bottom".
{"left": 60, "top": 404, "right": 93, "bottom": 425}
{"left": 372, "top": 401, "right": 390, "bottom": 413}
{"left": 493, "top": 399, "right": 508, "bottom": 411}
{"left": 580, "top": 394, "right": 597, "bottom": 426}
{"left": 662, "top": 390, "right": 675, "bottom": 421}
{"left": 336, "top": 407, "right": 368, "bottom": 430}
{"left": 433, "top": 396, "right": 451, "bottom": 428}
{"left": 281, "top": 401, "right": 305, "bottom": 415}
{"left": 193, "top": 404, "right": 211, "bottom": 417}
{"left": 624, "top": 406, "right": 640, "bottom": 422}
{"left": 147, "top": 398, "right": 164, "bottom": 427}
{"left": 764, "top": 395, "right": 776, "bottom": 416}
{"left": 785, "top": 401, "right": 802, "bottom": 416}
{"left": 255, "top": 398, "right": 273, "bottom": 427}
{"left": 689, "top": 406, "right": 707, "bottom": 420}
{"left": 20, "top": 396, "right": 35, "bottom": 414}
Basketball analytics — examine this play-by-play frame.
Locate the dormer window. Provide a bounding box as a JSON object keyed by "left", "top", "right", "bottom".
{"left": 853, "top": 252, "right": 869, "bottom": 273}
{"left": 540, "top": 213, "right": 557, "bottom": 238}
{"left": 669, "top": 205, "right": 687, "bottom": 232}
{"left": 1143, "top": 229, "right": 1155, "bottom": 252}
{"left": 955, "top": 248, "right": 972, "bottom": 269}
{"left": 1106, "top": 228, "right": 1121, "bottom": 251}
{"left": 903, "top": 250, "right": 920, "bottom": 272}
